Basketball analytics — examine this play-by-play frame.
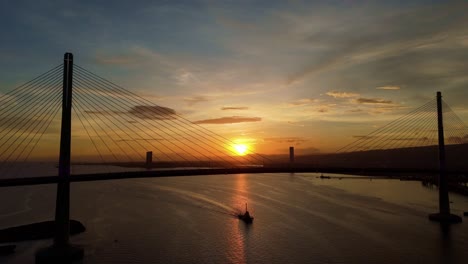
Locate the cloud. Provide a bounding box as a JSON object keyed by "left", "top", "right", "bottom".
{"left": 95, "top": 54, "right": 139, "bottom": 66}
{"left": 264, "top": 137, "right": 308, "bottom": 145}
{"left": 317, "top": 107, "right": 328, "bottom": 113}
{"left": 184, "top": 96, "right": 215, "bottom": 106}
{"left": 85, "top": 105, "right": 178, "bottom": 120}
{"left": 326, "top": 91, "right": 359, "bottom": 98}
{"left": 221, "top": 106, "right": 249, "bottom": 110}
{"left": 376, "top": 86, "right": 401, "bottom": 90}
{"left": 84, "top": 110, "right": 117, "bottom": 116}
{"left": 94, "top": 47, "right": 167, "bottom": 67}
{"left": 128, "top": 105, "right": 177, "bottom": 120}
{"left": 193, "top": 116, "right": 261, "bottom": 124}
{"left": 285, "top": 1, "right": 468, "bottom": 88}
{"left": 287, "top": 98, "right": 317, "bottom": 106}
{"left": 356, "top": 98, "right": 393, "bottom": 105}
{"left": 347, "top": 108, "right": 364, "bottom": 113}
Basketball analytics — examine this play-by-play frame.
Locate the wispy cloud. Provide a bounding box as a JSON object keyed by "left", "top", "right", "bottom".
{"left": 264, "top": 137, "right": 308, "bottom": 145}
{"left": 86, "top": 105, "right": 178, "bottom": 120}
{"left": 128, "top": 105, "right": 177, "bottom": 120}
{"left": 287, "top": 98, "right": 317, "bottom": 106}
{"left": 347, "top": 108, "right": 364, "bottom": 113}
{"left": 326, "top": 91, "right": 359, "bottom": 98}
{"left": 221, "top": 106, "right": 249, "bottom": 110}
{"left": 193, "top": 116, "right": 261, "bottom": 124}
{"left": 376, "top": 86, "right": 401, "bottom": 90}
{"left": 95, "top": 54, "right": 139, "bottom": 66}
{"left": 184, "top": 96, "right": 215, "bottom": 106}
{"left": 355, "top": 98, "right": 393, "bottom": 105}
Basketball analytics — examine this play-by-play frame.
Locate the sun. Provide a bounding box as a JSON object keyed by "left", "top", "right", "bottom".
{"left": 233, "top": 144, "right": 248, "bottom": 156}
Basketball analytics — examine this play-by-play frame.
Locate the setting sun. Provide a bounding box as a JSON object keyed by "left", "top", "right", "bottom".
{"left": 233, "top": 144, "right": 248, "bottom": 156}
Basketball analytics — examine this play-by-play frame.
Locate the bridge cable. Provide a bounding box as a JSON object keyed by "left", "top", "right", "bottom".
{"left": 74, "top": 71, "right": 245, "bottom": 167}
{"left": 74, "top": 66, "right": 265, "bottom": 167}
{"left": 73, "top": 69, "right": 250, "bottom": 167}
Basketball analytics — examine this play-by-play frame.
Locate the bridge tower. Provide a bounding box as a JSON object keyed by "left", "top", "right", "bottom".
{"left": 429, "top": 91, "right": 462, "bottom": 223}
{"left": 35, "top": 53, "right": 84, "bottom": 263}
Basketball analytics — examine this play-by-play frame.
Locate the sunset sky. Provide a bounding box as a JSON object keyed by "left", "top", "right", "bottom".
{"left": 1, "top": 0, "right": 468, "bottom": 157}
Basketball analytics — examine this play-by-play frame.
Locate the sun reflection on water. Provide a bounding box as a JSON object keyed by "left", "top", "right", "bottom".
{"left": 226, "top": 174, "right": 251, "bottom": 264}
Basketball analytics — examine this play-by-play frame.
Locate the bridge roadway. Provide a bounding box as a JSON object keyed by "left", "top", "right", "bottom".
{"left": 0, "top": 166, "right": 453, "bottom": 187}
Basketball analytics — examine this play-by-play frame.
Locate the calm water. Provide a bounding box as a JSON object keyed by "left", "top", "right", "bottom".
{"left": 1, "top": 173, "right": 468, "bottom": 264}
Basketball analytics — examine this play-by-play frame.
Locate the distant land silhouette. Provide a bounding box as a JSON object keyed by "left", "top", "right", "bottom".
{"left": 77, "top": 143, "right": 468, "bottom": 174}
{"left": 293, "top": 143, "right": 468, "bottom": 172}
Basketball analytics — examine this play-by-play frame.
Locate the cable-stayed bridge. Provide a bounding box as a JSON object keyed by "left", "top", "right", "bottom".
{"left": 0, "top": 53, "right": 466, "bottom": 262}
{"left": 0, "top": 63, "right": 272, "bottom": 181}
{"left": 1, "top": 61, "right": 468, "bottom": 182}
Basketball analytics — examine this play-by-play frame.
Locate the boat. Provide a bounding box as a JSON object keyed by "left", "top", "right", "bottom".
{"left": 238, "top": 203, "right": 254, "bottom": 223}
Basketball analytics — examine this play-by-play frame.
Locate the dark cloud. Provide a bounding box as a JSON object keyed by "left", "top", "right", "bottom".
{"left": 264, "top": 137, "right": 308, "bottom": 145}
{"left": 85, "top": 105, "right": 178, "bottom": 120}
{"left": 193, "top": 116, "right": 261, "bottom": 124}
{"left": 221, "top": 106, "right": 249, "bottom": 110}
{"left": 184, "top": 96, "right": 214, "bottom": 106}
{"left": 347, "top": 108, "right": 364, "bottom": 113}
{"left": 376, "top": 86, "right": 401, "bottom": 90}
{"left": 84, "top": 110, "right": 117, "bottom": 115}
{"left": 356, "top": 98, "right": 393, "bottom": 105}
{"left": 128, "top": 105, "right": 177, "bottom": 120}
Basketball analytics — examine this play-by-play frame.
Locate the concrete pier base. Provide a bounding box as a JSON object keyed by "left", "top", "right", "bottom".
{"left": 428, "top": 213, "right": 462, "bottom": 223}
{"left": 35, "top": 244, "right": 83, "bottom": 264}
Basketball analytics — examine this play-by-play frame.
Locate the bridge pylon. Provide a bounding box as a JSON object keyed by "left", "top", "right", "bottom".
{"left": 428, "top": 91, "right": 462, "bottom": 223}
{"left": 35, "top": 53, "right": 84, "bottom": 263}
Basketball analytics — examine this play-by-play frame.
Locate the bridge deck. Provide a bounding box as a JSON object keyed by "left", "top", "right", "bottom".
{"left": 0, "top": 167, "right": 453, "bottom": 187}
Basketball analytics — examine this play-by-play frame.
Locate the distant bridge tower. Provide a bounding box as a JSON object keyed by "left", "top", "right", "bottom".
{"left": 429, "top": 91, "right": 462, "bottom": 223}
{"left": 146, "top": 151, "right": 153, "bottom": 168}
{"left": 36, "top": 53, "right": 84, "bottom": 263}
{"left": 289, "top": 146, "right": 295, "bottom": 166}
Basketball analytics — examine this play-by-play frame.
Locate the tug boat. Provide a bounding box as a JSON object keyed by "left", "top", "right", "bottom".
{"left": 238, "top": 203, "right": 254, "bottom": 223}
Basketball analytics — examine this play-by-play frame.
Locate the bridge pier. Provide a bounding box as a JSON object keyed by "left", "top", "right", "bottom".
{"left": 36, "top": 53, "right": 84, "bottom": 263}
{"left": 429, "top": 91, "right": 462, "bottom": 223}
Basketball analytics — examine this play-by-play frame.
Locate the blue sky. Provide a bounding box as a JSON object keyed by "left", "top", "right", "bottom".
{"left": 1, "top": 0, "right": 467, "bottom": 154}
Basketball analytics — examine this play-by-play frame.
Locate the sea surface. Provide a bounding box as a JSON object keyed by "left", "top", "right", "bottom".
{"left": 1, "top": 171, "right": 468, "bottom": 264}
